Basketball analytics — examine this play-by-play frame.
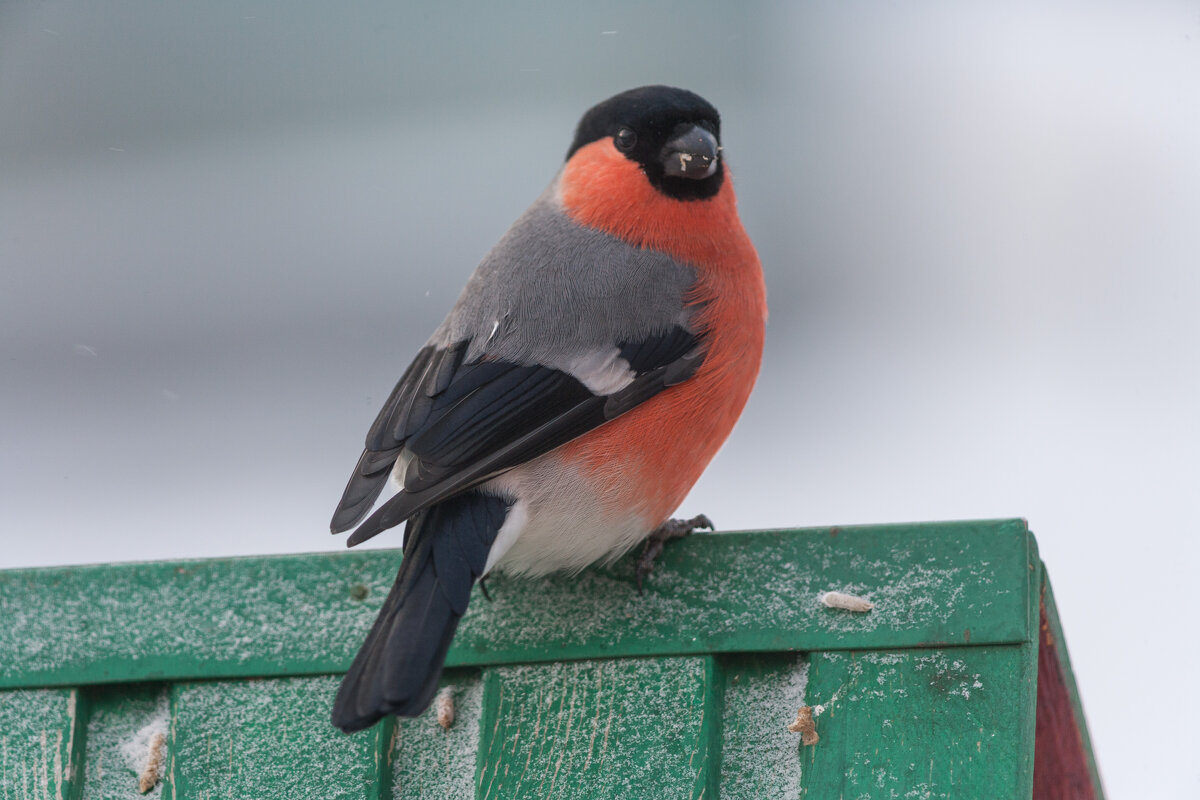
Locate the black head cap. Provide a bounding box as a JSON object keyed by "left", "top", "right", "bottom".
{"left": 566, "top": 85, "right": 724, "bottom": 201}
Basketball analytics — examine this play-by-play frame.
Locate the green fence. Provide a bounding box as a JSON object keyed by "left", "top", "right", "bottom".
{"left": 0, "top": 519, "right": 1102, "bottom": 798}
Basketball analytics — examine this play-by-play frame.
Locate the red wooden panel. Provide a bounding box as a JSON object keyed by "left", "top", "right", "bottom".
{"left": 1033, "top": 600, "right": 1096, "bottom": 800}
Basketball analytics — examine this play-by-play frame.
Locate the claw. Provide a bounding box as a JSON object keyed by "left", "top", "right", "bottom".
{"left": 635, "top": 514, "right": 715, "bottom": 592}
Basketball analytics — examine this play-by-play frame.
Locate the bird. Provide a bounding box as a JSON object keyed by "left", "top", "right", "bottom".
{"left": 328, "top": 85, "right": 766, "bottom": 733}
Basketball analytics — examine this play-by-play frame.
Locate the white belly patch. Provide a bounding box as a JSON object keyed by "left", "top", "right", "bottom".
{"left": 480, "top": 454, "right": 652, "bottom": 577}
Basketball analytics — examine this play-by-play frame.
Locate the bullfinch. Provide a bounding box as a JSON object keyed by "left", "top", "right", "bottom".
{"left": 329, "top": 85, "right": 766, "bottom": 733}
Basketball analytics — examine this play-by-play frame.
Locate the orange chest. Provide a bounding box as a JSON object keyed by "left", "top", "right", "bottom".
{"left": 561, "top": 260, "right": 764, "bottom": 521}
{"left": 557, "top": 142, "right": 767, "bottom": 521}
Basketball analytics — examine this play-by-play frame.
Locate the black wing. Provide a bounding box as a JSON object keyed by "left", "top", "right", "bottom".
{"left": 331, "top": 325, "right": 703, "bottom": 545}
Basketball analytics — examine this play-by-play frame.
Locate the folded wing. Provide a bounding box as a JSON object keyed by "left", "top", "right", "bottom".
{"left": 330, "top": 324, "right": 704, "bottom": 545}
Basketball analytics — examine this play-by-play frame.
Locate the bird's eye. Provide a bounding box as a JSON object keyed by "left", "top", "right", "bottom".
{"left": 614, "top": 127, "right": 637, "bottom": 151}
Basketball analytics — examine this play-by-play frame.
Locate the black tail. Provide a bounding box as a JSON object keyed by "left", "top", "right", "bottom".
{"left": 331, "top": 490, "right": 510, "bottom": 733}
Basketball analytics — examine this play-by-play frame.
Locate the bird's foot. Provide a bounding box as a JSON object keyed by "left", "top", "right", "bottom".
{"left": 478, "top": 575, "right": 493, "bottom": 602}
{"left": 635, "top": 514, "right": 714, "bottom": 592}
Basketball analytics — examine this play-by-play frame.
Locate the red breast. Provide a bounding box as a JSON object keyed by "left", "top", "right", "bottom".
{"left": 557, "top": 139, "right": 767, "bottom": 523}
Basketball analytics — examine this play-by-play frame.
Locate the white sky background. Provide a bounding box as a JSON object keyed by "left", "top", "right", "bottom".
{"left": 2, "top": 2, "right": 1198, "bottom": 796}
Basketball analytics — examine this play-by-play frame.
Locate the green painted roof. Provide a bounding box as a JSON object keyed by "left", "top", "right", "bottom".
{"left": 0, "top": 519, "right": 1103, "bottom": 799}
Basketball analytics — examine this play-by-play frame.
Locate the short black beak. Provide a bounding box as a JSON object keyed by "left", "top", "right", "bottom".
{"left": 660, "top": 125, "right": 720, "bottom": 180}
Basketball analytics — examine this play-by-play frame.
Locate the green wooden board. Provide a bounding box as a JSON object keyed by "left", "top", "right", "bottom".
{"left": 0, "top": 520, "right": 1104, "bottom": 799}
{"left": 718, "top": 653, "right": 808, "bottom": 798}
{"left": 392, "top": 670, "right": 484, "bottom": 800}
{"left": 799, "top": 647, "right": 1032, "bottom": 798}
{"left": 0, "top": 688, "right": 79, "bottom": 800}
{"left": 77, "top": 684, "right": 170, "bottom": 800}
{"left": 0, "top": 550, "right": 393, "bottom": 691}
{"left": 0, "top": 520, "right": 1033, "bottom": 690}
{"left": 474, "top": 657, "right": 720, "bottom": 800}
{"left": 167, "top": 676, "right": 388, "bottom": 799}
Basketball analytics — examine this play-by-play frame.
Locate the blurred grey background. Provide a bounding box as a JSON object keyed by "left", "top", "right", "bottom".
{"left": 2, "top": 2, "right": 1197, "bottom": 795}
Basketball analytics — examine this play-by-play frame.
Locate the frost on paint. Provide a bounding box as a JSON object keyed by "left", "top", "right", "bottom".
{"left": 913, "top": 651, "right": 986, "bottom": 701}
{"left": 476, "top": 658, "right": 711, "bottom": 799}
{"left": 457, "top": 529, "right": 1004, "bottom": 654}
{"left": 79, "top": 685, "right": 170, "bottom": 799}
{"left": 1, "top": 552, "right": 398, "bottom": 682}
{"left": 170, "top": 676, "right": 382, "bottom": 799}
{"left": 721, "top": 656, "right": 808, "bottom": 798}
{"left": 393, "top": 673, "right": 484, "bottom": 800}
{"left": 0, "top": 688, "right": 74, "bottom": 800}
{"left": 2, "top": 523, "right": 1026, "bottom": 690}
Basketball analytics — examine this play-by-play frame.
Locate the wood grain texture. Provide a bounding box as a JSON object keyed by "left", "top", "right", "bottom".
{"left": 474, "top": 657, "right": 718, "bottom": 799}
{"left": 166, "top": 676, "right": 388, "bottom": 800}
{"left": 392, "top": 671, "right": 484, "bottom": 800}
{"left": 0, "top": 520, "right": 1108, "bottom": 798}
{"left": 0, "top": 688, "right": 80, "bottom": 800}
{"left": 1033, "top": 577, "right": 1106, "bottom": 799}
{"left": 77, "top": 683, "right": 170, "bottom": 800}
{"left": 800, "top": 647, "right": 1030, "bottom": 798}
{"left": 0, "top": 519, "right": 1033, "bottom": 690}
{"left": 718, "top": 653, "right": 809, "bottom": 798}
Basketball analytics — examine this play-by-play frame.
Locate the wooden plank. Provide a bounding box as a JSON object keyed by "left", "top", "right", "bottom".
{"left": 1017, "top": 527, "right": 1044, "bottom": 798}
{"left": 0, "top": 550, "right": 393, "bottom": 691}
{"left": 0, "top": 520, "right": 1033, "bottom": 689}
{"left": 718, "top": 653, "right": 808, "bottom": 799}
{"left": 474, "top": 657, "right": 719, "bottom": 799}
{"left": 391, "top": 670, "right": 484, "bottom": 800}
{"left": 799, "top": 647, "right": 1032, "bottom": 798}
{"left": 1033, "top": 575, "right": 1106, "bottom": 799}
{"left": 454, "top": 519, "right": 1032, "bottom": 668}
{"left": 166, "top": 676, "right": 388, "bottom": 800}
{"left": 76, "top": 684, "right": 171, "bottom": 800}
{"left": 0, "top": 688, "right": 80, "bottom": 800}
